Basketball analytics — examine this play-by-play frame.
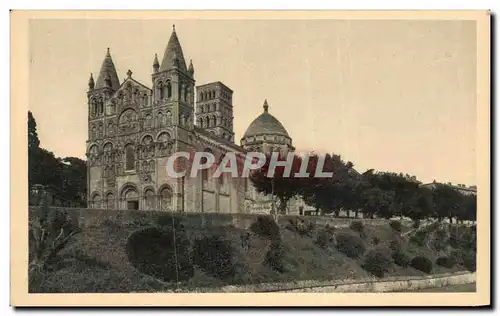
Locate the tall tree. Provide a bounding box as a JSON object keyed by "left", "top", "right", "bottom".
{"left": 406, "top": 186, "right": 434, "bottom": 221}
{"left": 298, "top": 154, "right": 358, "bottom": 216}
{"left": 28, "top": 111, "right": 40, "bottom": 150}
{"left": 461, "top": 194, "right": 477, "bottom": 223}
{"left": 360, "top": 186, "right": 396, "bottom": 219}
{"left": 60, "top": 157, "right": 87, "bottom": 206}
{"left": 249, "top": 153, "right": 305, "bottom": 215}
{"left": 432, "top": 183, "right": 465, "bottom": 223}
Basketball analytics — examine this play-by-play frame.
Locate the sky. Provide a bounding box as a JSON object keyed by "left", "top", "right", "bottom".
{"left": 28, "top": 18, "right": 477, "bottom": 186}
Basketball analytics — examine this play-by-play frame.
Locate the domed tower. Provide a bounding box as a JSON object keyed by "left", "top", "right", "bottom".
{"left": 241, "top": 99, "right": 294, "bottom": 153}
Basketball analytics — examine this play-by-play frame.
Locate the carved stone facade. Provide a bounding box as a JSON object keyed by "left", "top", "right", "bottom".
{"left": 86, "top": 27, "right": 310, "bottom": 214}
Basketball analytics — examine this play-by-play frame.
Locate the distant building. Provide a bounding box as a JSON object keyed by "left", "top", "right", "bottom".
{"left": 421, "top": 181, "right": 477, "bottom": 196}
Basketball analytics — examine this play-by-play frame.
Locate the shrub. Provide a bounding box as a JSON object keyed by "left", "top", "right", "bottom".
{"left": 389, "top": 237, "right": 403, "bottom": 252}
{"left": 412, "top": 219, "right": 421, "bottom": 229}
{"left": 392, "top": 250, "right": 411, "bottom": 267}
{"left": 410, "top": 256, "right": 433, "bottom": 274}
{"left": 426, "top": 221, "right": 441, "bottom": 232}
{"left": 462, "top": 251, "right": 476, "bottom": 272}
{"left": 130, "top": 214, "right": 151, "bottom": 227}
{"left": 126, "top": 227, "right": 194, "bottom": 282}
{"left": 449, "top": 249, "right": 465, "bottom": 266}
{"left": 362, "top": 246, "right": 394, "bottom": 278}
{"left": 29, "top": 198, "right": 81, "bottom": 276}
{"left": 349, "top": 220, "right": 365, "bottom": 234}
{"left": 431, "top": 229, "right": 449, "bottom": 252}
{"left": 450, "top": 227, "right": 476, "bottom": 251}
{"left": 389, "top": 220, "right": 402, "bottom": 233}
{"left": 436, "top": 256, "right": 456, "bottom": 269}
{"left": 315, "top": 226, "right": 336, "bottom": 249}
{"left": 335, "top": 232, "right": 366, "bottom": 259}
{"left": 410, "top": 231, "right": 427, "bottom": 247}
{"left": 250, "top": 215, "right": 280, "bottom": 240}
{"left": 193, "top": 235, "right": 236, "bottom": 280}
{"left": 156, "top": 214, "right": 185, "bottom": 231}
{"left": 286, "top": 217, "right": 316, "bottom": 236}
{"left": 264, "top": 239, "right": 286, "bottom": 272}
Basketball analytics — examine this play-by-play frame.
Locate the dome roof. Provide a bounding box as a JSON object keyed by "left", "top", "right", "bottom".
{"left": 243, "top": 100, "right": 290, "bottom": 138}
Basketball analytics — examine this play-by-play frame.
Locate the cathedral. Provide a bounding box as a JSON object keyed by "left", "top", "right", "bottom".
{"left": 86, "top": 26, "right": 308, "bottom": 214}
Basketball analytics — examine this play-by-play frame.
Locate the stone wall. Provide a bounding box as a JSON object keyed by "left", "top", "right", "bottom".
{"left": 28, "top": 206, "right": 412, "bottom": 230}
{"left": 168, "top": 271, "right": 475, "bottom": 293}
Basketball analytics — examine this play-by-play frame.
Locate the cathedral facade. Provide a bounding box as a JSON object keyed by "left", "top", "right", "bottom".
{"left": 86, "top": 26, "right": 306, "bottom": 214}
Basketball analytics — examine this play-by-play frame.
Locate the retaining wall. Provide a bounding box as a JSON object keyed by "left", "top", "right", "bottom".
{"left": 28, "top": 206, "right": 413, "bottom": 230}
{"left": 176, "top": 271, "right": 475, "bottom": 293}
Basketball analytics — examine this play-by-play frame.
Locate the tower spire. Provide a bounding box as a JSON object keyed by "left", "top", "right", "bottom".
{"left": 95, "top": 47, "right": 120, "bottom": 90}
{"left": 263, "top": 99, "right": 269, "bottom": 113}
{"left": 159, "top": 26, "right": 187, "bottom": 72}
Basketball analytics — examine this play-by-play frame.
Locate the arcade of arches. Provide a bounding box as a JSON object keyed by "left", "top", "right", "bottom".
{"left": 90, "top": 184, "right": 172, "bottom": 211}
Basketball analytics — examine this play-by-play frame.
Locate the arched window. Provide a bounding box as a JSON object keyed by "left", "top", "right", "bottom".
{"left": 144, "top": 114, "right": 153, "bottom": 128}
{"left": 204, "top": 104, "right": 209, "bottom": 113}
{"left": 103, "top": 142, "right": 113, "bottom": 163}
{"left": 144, "top": 188, "right": 155, "bottom": 210}
{"left": 125, "top": 144, "right": 135, "bottom": 171}
{"left": 91, "top": 192, "right": 102, "bottom": 209}
{"left": 159, "top": 186, "right": 172, "bottom": 211}
{"left": 158, "top": 82, "right": 163, "bottom": 100}
{"left": 166, "top": 81, "right": 172, "bottom": 98}
{"left": 211, "top": 103, "right": 216, "bottom": 112}
{"left": 166, "top": 111, "right": 172, "bottom": 126}
{"left": 184, "top": 86, "right": 189, "bottom": 101}
{"left": 106, "top": 192, "right": 115, "bottom": 209}
{"left": 98, "top": 97, "right": 104, "bottom": 114}
{"left": 91, "top": 98, "right": 97, "bottom": 116}
{"left": 210, "top": 115, "right": 216, "bottom": 127}
{"left": 204, "top": 116, "right": 209, "bottom": 128}
{"left": 157, "top": 112, "right": 164, "bottom": 128}
{"left": 197, "top": 118, "right": 202, "bottom": 126}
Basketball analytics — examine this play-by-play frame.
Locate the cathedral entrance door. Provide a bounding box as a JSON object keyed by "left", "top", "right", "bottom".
{"left": 127, "top": 200, "right": 139, "bottom": 210}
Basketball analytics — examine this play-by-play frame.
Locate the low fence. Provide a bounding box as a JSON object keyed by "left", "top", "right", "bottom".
{"left": 28, "top": 206, "right": 414, "bottom": 230}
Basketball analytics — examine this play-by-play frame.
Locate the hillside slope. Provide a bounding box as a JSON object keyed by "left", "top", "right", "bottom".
{"left": 28, "top": 208, "right": 474, "bottom": 293}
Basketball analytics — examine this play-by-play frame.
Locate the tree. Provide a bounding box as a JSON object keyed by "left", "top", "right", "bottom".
{"left": 432, "top": 184, "right": 465, "bottom": 223}
{"left": 28, "top": 111, "right": 40, "bottom": 150}
{"left": 360, "top": 186, "right": 396, "bottom": 219}
{"left": 28, "top": 111, "right": 87, "bottom": 206}
{"left": 60, "top": 157, "right": 87, "bottom": 206}
{"left": 406, "top": 186, "right": 434, "bottom": 221}
{"left": 461, "top": 194, "right": 477, "bottom": 223}
{"left": 249, "top": 153, "right": 305, "bottom": 215}
{"left": 299, "top": 154, "right": 358, "bottom": 216}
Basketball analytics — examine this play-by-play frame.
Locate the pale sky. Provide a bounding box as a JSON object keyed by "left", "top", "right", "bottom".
{"left": 28, "top": 18, "right": 477, "bottom": 185}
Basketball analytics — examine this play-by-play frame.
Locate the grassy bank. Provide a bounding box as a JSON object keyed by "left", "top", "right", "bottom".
{"left": 28, "top": 208, "right": 476, "bottom": 293}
